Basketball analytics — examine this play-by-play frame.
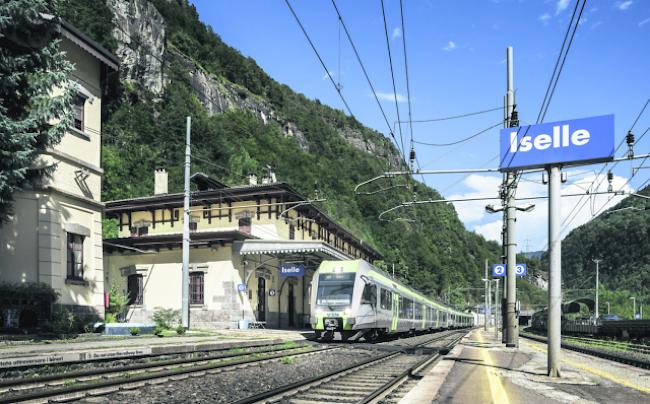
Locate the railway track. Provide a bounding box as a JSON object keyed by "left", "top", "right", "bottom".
{"left": 232, "top": 329, "right": 468, "bottom": 404}
{"left": 521, "top": 332, "right": 650, "bottom": 369}
{"left": 0, "top": 342, "right": 331, "bottom": 404}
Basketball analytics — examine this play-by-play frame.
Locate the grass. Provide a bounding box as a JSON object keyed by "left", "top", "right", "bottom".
{"left": 280, "top": 356, "right": 295, "bottom": 365}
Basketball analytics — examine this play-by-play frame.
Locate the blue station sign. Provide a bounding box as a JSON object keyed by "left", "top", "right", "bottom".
{"left": 491, "top": 263, "right": 527, "bottom": 277}
{"left": 280, "top": 263, "right": 305, "bottom": 277}
{"left": 500, "top": 114, "right": 615, "bottom": 171}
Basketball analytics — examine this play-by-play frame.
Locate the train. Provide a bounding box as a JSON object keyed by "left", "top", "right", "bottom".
{"left": 310, "top": 259, "right": 474, "bottom": 340}
{"left": 531, "top": 309, "right": 650, "bottom": 339}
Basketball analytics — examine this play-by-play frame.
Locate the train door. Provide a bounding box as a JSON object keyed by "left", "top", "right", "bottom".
{"left": 257, "top": 277, "right": 266, "bottom": 322}
{"left": 288, "top": 284, "right": 295, "bottom": 327}
{"left": 391, "top": 292, "right": 399, "bottom": 331}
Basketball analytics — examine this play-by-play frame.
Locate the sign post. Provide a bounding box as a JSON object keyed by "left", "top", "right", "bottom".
{"left": 500, "top": 113, "right": 614, "bottom": 377}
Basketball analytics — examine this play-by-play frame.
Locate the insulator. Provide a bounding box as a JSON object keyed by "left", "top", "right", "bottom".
{"left": 607, "top": 170, "right": 614, "bottom": 192}
{"left": 626, "top": 130, "right": 635, "bottom": 146}
{"left": 510, "top": 110, "right": 519, "bottom": 127}
{"left": 409, "top": 148, "right": 416, "bottom": 161}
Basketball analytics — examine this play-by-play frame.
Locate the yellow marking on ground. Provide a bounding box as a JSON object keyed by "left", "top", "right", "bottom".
{"left": 523, "top": 338, "right": 650, "bottom": 394}
{"left": 477, "top": 332, "right": 511, "bottom": 404}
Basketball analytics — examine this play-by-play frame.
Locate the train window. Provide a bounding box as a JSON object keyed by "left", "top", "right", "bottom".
{"left": 380, "top": 289, "right": 392, "bottom": 310}
{"left": 361, "top": 283, "right": 377, "bottom": 305}
{"left": 316, "top": 272, "right": 355, "bottom": 306}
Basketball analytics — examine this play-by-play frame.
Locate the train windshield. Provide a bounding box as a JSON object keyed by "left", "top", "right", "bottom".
{"left": 316, "top": 272, "right": 356, "bottom": 306}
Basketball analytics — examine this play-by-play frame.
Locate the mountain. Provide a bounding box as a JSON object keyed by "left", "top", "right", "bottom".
{"left": 56, "top": 0, "right": 509, "bottom": 304}
{"left": 559, "top": 185, "right": 650, "bottom": 295}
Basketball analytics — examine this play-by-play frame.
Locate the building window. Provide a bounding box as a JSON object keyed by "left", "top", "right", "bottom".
{"left": 289, "top": 224, "right": 295, "bottom": 240}
{"left": 190, "top": 272, "right": 204, "bottom": 305}
{"left": 238, "top": 217, "right": 251, "bottom": 234}
{"left": 127, "top": 274, "right": 143, "bottom": 305}
{"left": 66, "top": 233, "right": 84, "bottom": 279}
{"left": 72, "top": 95, "right": 85, "bottom": 131}
{"left": 189, "top": 221, "right": 198, "bottom": 232}
{"left": 130, "top": 225, "right": 149, "bottom": 237}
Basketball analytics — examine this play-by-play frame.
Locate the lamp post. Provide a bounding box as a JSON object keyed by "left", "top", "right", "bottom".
{"left": 606, "top": 301, "right": 610, "bottom": 315}
{"left": 630, "top": 296, "right": 636, "bottom": 319}
{"left": 592, "top": 259, "right": 601, "bottom": 323}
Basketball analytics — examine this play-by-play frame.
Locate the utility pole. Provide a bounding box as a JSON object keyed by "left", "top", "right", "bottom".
{"left": 592, "top": 259, "right": 602, "bottom": 322}
{"left": 484, "top": 258, "right": 489, "bottom": 331}
{"left": 181, "top": 116, "right": 191, "bottom": 329}
{"left": 548, "top": 165, "right": 562, "bottom": 376}
{"left": 488, "top": 274, "right": 492, "bottom": 328}
{"left": 504, "top": 46, "right": 519, "bottom": 348}
{"left": 494, "top": 279, "right": 500, "bottom": 340}
{"left": 631, "top": 296, "right": 636, "bottom": 319}
{"left": 606, "top": 301, "right": 610, "bottom": 314}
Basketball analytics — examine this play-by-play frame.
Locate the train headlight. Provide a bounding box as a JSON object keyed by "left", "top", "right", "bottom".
{"left": 343, "top": 308, "right": 351, "bottom": 316}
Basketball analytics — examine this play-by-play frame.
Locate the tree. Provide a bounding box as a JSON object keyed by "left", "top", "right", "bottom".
{"left": 0, "top": 0, "right": 73, "bottom": 223}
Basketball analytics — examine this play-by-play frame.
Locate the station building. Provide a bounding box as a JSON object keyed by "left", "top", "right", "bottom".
{"left": 103, "top": 172, "right": 382, "bottom": 329}
{"left": 0, "top": 21, "right": 118, "bottom": 324}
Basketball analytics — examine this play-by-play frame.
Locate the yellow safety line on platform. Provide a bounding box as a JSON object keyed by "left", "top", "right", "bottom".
{"left": 523, "top": 339, "right": 650, "bottom": 394}
{"left": 477, "top": 331, "right": 511, "bottom": 404}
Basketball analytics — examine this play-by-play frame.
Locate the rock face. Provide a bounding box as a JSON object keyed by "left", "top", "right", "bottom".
{"left": 109, "top": 0, "right": 166, "bottom": 95}
{"left": 106, "top": 0, "right": 399, "bottom": 161}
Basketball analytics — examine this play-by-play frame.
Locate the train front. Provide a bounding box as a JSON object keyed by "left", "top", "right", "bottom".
{"left": 310, "top": 261, "right": 359, "bottom": 339}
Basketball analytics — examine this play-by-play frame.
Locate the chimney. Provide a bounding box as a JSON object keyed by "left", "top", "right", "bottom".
{"left": 154, "top": 168, "right": 168, "bottom": 195}
{"left": 249, "top": 174, "right": 257, "bottom": 185}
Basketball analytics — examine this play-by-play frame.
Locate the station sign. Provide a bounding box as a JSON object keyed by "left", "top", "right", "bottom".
{"left": 500, "top": 114, "right": 614, "bottom": 171}
{"left": 492, "top": 264, "right": 506, "bottom": 277}
{"left": 491, "top": 263, "right": 527, "bottom": 277}
{"left": 280, "top": 263, "right": 305, "bottom": 277}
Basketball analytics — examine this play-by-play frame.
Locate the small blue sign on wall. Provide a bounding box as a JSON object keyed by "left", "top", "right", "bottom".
{"left": 492, "top": 264, "right": 506, "bottom": 277}
{"left": 500, "top": 114, "right": 614, "bottom": 171}
{"left": 280, "top": 263, "right": 305, "bottom": 277}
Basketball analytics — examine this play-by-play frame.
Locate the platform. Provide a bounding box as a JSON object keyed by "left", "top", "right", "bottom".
{"left": 0, "top": 328, "right": 308, "bottom": 369}
{"left": 402, "top": 328, "right": 650, "bottom": 404}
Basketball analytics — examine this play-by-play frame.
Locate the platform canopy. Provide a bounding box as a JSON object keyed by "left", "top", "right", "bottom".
{"left": 234, "top": 240, "right": 352, "bottom": 261}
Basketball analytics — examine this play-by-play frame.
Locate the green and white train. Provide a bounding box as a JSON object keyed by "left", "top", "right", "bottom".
{"left": 310, "top": 259, "right": 474, "bottom": 340}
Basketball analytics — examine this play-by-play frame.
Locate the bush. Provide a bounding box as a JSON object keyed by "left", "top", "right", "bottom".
{"left": 129, "top": 327, "right": 140, "bottom": 336}
{"left": 175, "top": 325, "right": 185, "bottom": 335}
{"left": 105, "top": 313, "right": 117, "bottom": 323}
{"left": 154, "top": 325, "right": 164, "bottom": 336}
{"left": 152, "top": 307, "right": 180, "bottom": 330}
{"left": 106, "top": 284, "right": 129, "bottom": 322}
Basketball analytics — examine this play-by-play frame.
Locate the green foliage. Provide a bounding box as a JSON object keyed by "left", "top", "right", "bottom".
{"left": 280, "top": 356, "right": 295, "bottom": 365}
{"left": 152, "top": 307, "right": 180, "bottom": 329}
{"left": 102, "top": 218, "right": 119, "bottom": 239}
{"left": 154, "top": 325, "right": 164, "bottom": 336}
{"left": 0, "top": 0, "right": 74, "bottom": 223}
{"left": 175, "top": 325, "right": 185, "bottom": 335}
{"left": 106, "top": 284, "right": 129, "bottom": 321}
{"left": 55, "top": 0, "right": 117, "bottom": 52}
{"left": 129, "top": 327, "right": 140, "bottom": 336}
{"left": 105, "top": 312, "right": 117, "bottom": 323}
{"left": 551, "top": 185, "right": 650, "bottom": 295}
{"left": 0, "top": 282, "right": 59, "bottom": 305}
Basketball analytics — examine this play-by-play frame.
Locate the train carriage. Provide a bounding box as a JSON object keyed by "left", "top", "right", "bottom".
{"left": 310, "top": 259, "right": 473, "bottom": 340}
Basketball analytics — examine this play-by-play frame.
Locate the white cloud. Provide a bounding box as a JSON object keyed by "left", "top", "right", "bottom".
{"left": 447, "top": 171, "right": 634, "bottom": 251}
{"left": 591, "top": 21, "right": 604, "bottom": 30}
{"left": 376, "top": 91, "right": 407, "bottom": 103}
{"left": 539, "top": 13, "right": 551, "bottom": 25}
{"left": 392, "top": 27, "right": 402, "bottom": 39}
{"left": 639, "top": 18, "right": 650, "bottom": 27}
{"left": 323, "top": 70, "right": 334, "bottom": 80}
{"left": 616, "top": 1, "right": 633, "bottom": 10}
{"left": 442, "top": 40, "right": 457, "bottom": 51}
{"left": 556, "top": 0, "right": 570, "bottom": 15}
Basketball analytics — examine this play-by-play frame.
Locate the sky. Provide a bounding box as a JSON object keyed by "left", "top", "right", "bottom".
{"left": 190, "top": 0, "right": 650, "bottom": 251}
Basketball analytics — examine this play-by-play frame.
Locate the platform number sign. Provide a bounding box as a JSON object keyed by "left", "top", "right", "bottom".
{"left": 515, "top": 264, "right": 527, "bottom": 277}
{"left": 492, "top": 264, "right": 506, "bottom": 277}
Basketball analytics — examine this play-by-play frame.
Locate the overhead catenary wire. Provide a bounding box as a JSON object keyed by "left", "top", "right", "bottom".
{"left": 284, "top": 0, "right": 354, "bottom": 117}
{"left": 413, "top": 121, "right": 503, "bottom": 147}
{"left": 396, "top": 106, "right": 502, "bottom": 127}
{"left": 330, "top": 0, "right": 405, "bottom": 163}
{"left": 380, "top": 0, "right": 405, "bottom": 162}
{"left": 399, "top": 0, "right": 415, "bottom": 161}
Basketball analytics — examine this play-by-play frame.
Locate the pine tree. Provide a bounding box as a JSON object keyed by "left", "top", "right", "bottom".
{"left": 0, "top": 0, "right": 73, "bottom": 223}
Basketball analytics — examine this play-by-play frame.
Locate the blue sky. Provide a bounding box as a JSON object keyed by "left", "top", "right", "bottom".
{"left": 190, "top": 0, "right": 650, "bottom": 251}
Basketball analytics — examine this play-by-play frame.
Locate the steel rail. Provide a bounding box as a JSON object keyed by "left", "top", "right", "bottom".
{"left": 0, "top": 342, "right": 307, "bottom": 389}
{"left": 232, "top": 329, "right": 468, "bottom": 404}
{"left": 521, "top": 332, "right": 650, "bottom": 370}
{"left": 0, "top": 345, "right": 336, "bottom": 404}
